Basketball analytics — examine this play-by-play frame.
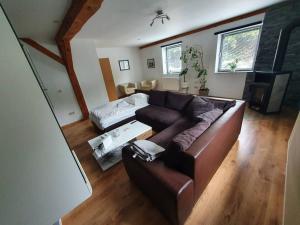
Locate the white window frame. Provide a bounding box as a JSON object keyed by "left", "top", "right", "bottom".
{"left": 215, "top": 24, "right": 262, "bottom": 73}
{"left": 162, "top": 42, "right": 182, "bottom": 76}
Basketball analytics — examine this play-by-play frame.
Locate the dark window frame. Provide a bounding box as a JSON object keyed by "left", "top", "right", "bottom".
{"left": 216, "top": 24, "right": 262, "bottom": 73}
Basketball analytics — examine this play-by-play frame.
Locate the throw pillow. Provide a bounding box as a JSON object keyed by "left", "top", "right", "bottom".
{"left": 185, "top": 96, "right": 215, "bottom": 120}
{"left": 172, "top": 108, "right": 223, "bottom": 151}
{"left": 203, "top": 98, "right": 236, "bottom": 112}
{"left": 172, "top": 120, "right": 211, "bottom": 151}
{"left": 195, "top": 108, "right": 223, "bottom": 123}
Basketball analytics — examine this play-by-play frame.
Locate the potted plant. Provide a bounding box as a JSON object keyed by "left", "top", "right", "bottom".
{"left": 192, "top": 50, "right": 208, "bottom": 96}
{"left": 180, "top": 46, "right": 209, "bottom": 95}
{"left": 227, "top": 58, "right": 239, "bottom": 72}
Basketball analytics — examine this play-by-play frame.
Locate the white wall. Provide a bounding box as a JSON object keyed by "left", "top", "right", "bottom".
{"left": 0, "top": 7, "right": 91, "bottom": 225}
{"left": 284, "top": 112, "right": 300, "bottom": 225}
{"left": 96, "top": 47, "right": 144, "bottom": 96}
{"left": 71, "top": 38, "right": 109, "bottom": 111}
{"left": 140, "top": 14, "right": 265, "bottom": 99}
{"left": 22, "top": 42, "right": 82, "bottom": 126}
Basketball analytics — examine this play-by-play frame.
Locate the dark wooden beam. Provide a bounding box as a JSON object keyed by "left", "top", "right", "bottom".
{"left": 56, "top": 0, "right": 104, "bottom": 119}
{"left": 140, "top": 8, "right": 267, "bottom": 49}
{"left": 20, "top": 38, "right": 64, "bottom": 65}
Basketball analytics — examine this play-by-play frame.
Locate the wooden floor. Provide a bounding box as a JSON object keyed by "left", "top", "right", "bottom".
{"left": 62, "top": 108, "right": 297, "bottom": 225}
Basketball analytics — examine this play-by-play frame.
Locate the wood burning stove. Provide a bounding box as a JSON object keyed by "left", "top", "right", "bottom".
{"left": 249, "top": 71, "right": 291, "bottom": 113}
{"left": 248, "top": 18, "right": 300, "bottom": 113}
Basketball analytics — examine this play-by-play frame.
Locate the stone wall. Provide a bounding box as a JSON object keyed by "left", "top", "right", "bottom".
{"left": 243, "top": 0, "right": 300, "bottom": 107}
{"left": 282, "top": 26, "right": 300, "bottom": 106}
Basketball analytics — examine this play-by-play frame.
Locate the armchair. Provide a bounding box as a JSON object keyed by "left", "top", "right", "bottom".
{"left": 118, "top": 82, "right": 137, "bottom": 96}
{"left": 140, "top": 80, "right": 158, "bottom": 90}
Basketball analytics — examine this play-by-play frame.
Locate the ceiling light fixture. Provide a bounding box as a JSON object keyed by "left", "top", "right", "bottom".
{"left": 150, "top": 10, "right": 170, "bottom": 27}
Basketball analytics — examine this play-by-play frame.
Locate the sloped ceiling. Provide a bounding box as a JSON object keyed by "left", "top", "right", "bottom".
{"left": 1, "top": 0, "right": 285, "bottom": 46}
{"left": 77, "top": 0, "right": 285, "bottom": 47}
{"left": 0, "top": 0, "right": 71, "bottom": 43}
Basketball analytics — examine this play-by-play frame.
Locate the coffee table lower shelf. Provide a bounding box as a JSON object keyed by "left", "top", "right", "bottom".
{"left": 93, "top": 145, "right": 125, "bottom": 171}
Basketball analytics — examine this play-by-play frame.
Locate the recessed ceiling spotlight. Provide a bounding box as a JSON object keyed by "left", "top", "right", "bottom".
{"left": 150, "top": 10, "right": 170, "bottom": 27}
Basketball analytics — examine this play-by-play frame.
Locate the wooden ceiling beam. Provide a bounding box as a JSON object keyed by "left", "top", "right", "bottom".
{"left": 140, "top": 8, "right": 267, "bottom": 49}
{"left": 56, "top": 0, "right": 103, "bottom": 119}
{"left": 20, "top": 38, "right": 65, "bottom": 65}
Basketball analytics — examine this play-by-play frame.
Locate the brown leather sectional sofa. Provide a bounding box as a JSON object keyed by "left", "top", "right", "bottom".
{"left": 122, "top": 90, "right": 246, "bottom": 225}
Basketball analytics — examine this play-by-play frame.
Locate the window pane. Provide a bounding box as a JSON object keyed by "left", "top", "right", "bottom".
{"left": 219, "top": 27, "right": 260, "bottom": 71}
{"left": 166, "top": 45, "right": 181, "bottom": 74}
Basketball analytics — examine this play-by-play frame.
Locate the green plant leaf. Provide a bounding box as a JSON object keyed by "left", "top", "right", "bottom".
{"left": 179, "top": 68, "right": 188, "bottom": 76}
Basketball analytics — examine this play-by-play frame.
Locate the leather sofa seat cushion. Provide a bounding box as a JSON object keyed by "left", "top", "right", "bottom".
{"left": 149, "top": 90, "right": 167, "bottom": 107}
{"left": 166, "top": 92, "right": 194, "bottom": 111}
{"left": 136, "top": 105, "right": 182, "bottom": 131}
{"left": 185, "top": 96, "right": 215, "bottom": 120}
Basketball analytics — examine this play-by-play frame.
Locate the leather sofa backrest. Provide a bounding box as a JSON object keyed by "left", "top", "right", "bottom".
{"left": 165, "top": 91, "right": 194, "bottom": 111}
{"left": 149, "top": 90, "right": 168, "bottom": 106}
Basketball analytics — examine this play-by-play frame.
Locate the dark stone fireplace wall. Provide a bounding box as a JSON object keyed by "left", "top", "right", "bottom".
{"left": 243, "top": 0, "right": 300, "bottom": 107}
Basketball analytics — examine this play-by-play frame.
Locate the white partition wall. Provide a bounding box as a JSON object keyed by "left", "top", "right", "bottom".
{"left": 0, "top": 6, "right": 91, "bottom": 225}
{"left": 284, "top": 112, "right": 300, "bottom": 225}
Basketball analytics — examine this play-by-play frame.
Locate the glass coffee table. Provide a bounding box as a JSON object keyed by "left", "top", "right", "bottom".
{"left": 88, "top": 120, "right": 152, "bottom": 171}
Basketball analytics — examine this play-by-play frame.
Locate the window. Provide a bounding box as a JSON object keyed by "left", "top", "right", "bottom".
{"left": 216, "top": 24, "right": 261, "bottom": 72}
{"left": 162, "top": 42, "right": 182, "bottom": 75}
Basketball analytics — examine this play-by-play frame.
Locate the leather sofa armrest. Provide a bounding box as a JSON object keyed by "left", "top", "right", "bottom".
{"left": 166, "top": 100, "right": 246, "bottom": 199}
{"left": 122, "top": 148, "right": 194, "bottom": 225}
